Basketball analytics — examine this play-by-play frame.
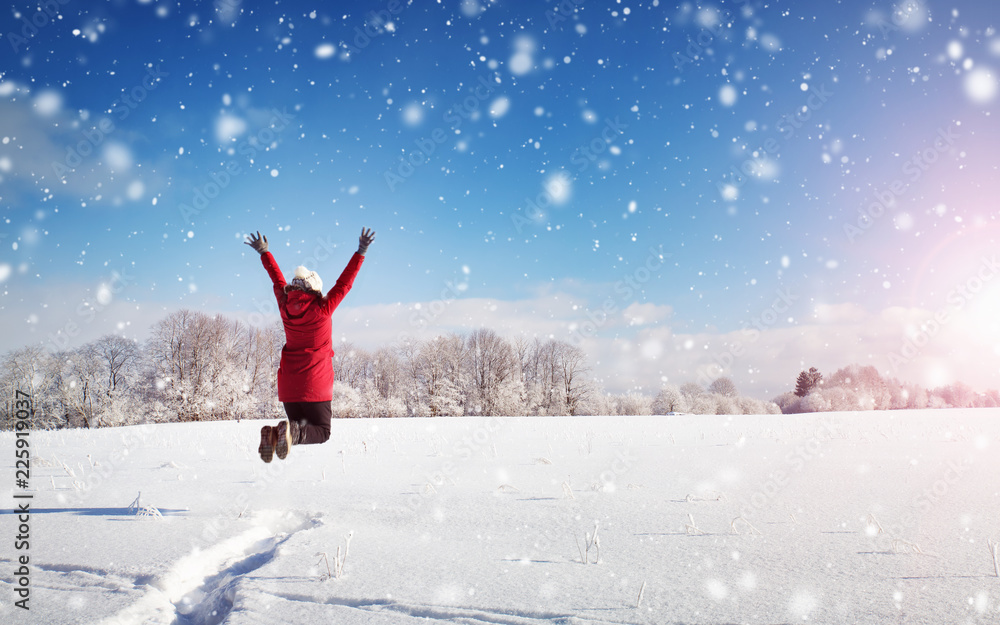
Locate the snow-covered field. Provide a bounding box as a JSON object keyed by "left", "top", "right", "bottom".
{"left": 3, "top": 410, "right": 1000, "bottom": 624}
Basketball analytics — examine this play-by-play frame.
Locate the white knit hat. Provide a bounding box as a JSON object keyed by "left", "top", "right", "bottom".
{"left": 291, "top": 266, "right": 323, "bottom": 293}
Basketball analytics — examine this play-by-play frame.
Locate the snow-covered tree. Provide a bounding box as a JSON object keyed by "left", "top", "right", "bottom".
{"left": 558, "top": 343, "right": 591, "bottom": 415}
{"left": 825, "top": 364, "right": 890, "bottom": 409}
{"left": 411, "top": 334, "right": 467, "bottom": 417}
{"left": 818, "top": 386, "right": 861, "bottom": 412}
{"left": 938, "top": 381, "right": 975, "bottom": 408}
{"left": 708, "top": 377, "right": 738, "bottom": 398}
{"left": 581, "top": 392, "right": 617, "bottom": 416}
{"left": 711, "top": 394, "right": 737, "bottom": 414}
{"left": 1, "top": 346, "right": 63, "bottom": 429}
{"left": 333, "top": 342, "right": 370, "bottom": 389}
{"left": 680, "top": 382, "right": 704, "bottom": 399}
{"left": 906, "top": 385, "right": 929, "bottom": 410}
{"left": 771, "top": 391, "right": 800, "bottom": 414}
{"left": 466, "top": 328, "right": 518, "bottom": 416}
{"left": 652, "top": 384, "right": 685, "bottom": 414}
{"left": 332, "top": 380, "right": 363, "bottom": 418}
{"left": 799, "top": 392, "right": 831, "bottom": 413}
{"left": 615, "top": 392, "right": 652, "bottom": 416}
{"left": 145, "top": 311, "right": 269, "bottom": 421}
{"left": 688, "top": 393, "right": 719, "bottom": 415}
{"left": 360, "top": 379, "right": 407, "bottom": 417}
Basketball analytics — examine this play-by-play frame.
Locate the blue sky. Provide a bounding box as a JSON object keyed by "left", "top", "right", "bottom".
{"left": 1, "top": 0, "right": 998, "bottom": 397}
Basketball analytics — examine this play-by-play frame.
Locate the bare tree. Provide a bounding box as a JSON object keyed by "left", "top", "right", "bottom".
{"left": 63, "top": 345, "right": 102, "bottom": 428}
{"left": 537, "top": 339, "right": 564, "bottom": 414}
{"left": 413, "top": 335, "right": 466, "bottom": 417}
{"left": 149, "top": 309, "right": 195, "bottom": 388}
{"left": 1, "top": 346, "right": 62, "bottom": 429}
{"left": 466, "top": 328, "right": 517, "bottom": 415}
{"left": 93, "top": 335, "right": 141, "bottom": 399}
{"left": 334, "top": 343, "right": 370, "bottom": 389}
{"left": 242, "top": 322, "right": 282, "bottom": 404}
{"left": 558, "top": 342, "right": 591, "bottom": 415}
{"left": 680, "top": 382, "right": 704, "bottom": 399}
{"left": 147, "top": 310, "right": 247, "bottom": 420}
{"left": 708, "top": 377, "right": 738, "bottom": 398}
{"left": 371, "top": 346, "right": 403, "bottom": 401}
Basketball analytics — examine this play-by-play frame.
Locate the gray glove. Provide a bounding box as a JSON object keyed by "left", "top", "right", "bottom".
{"left": 358, "top": 227, "right": 375, "bottom": 256}
{"left": 245, "top": 231, "right": 268, "bottom": 254}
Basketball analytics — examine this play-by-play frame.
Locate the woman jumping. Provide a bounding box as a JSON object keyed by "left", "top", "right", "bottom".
{"left": 244, "top": 227, "right": 375, "bottom": 462}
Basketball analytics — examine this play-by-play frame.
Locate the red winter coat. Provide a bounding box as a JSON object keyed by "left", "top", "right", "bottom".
{"left": 260, "top": 251, "right": 364, "bottom": 402}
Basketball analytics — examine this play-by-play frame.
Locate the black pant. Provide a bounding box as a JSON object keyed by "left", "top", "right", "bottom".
{"left": 282, "top": 401, "right": 332, "bottom": 445}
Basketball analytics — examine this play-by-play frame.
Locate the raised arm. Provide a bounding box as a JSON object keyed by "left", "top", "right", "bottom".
{"left": 245, "top": 231, "right": 287, "bottom": 299}
{"left": 321, "top": 227, "right": 375, "bottom": 315}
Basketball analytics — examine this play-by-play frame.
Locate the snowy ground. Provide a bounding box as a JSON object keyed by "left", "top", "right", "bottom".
{"left": 2, "top": 410, "right": 1000, "bottom": 624}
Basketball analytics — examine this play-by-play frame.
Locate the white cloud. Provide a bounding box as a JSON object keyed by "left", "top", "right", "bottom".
{"left": 622, "top": 302, "right": 674, "bottom": 326}
{"left": 813, "top": 302, "right": 868, "bottom": 324}
{"left": 0, "top": 98, "right": 161, "bottom": 204}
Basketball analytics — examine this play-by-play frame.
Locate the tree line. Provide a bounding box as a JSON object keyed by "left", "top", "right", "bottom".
{"left": 0, "top": 309, "right": 704, "bottom": 428}
{"left": 773, "top": 364, "right": 1000, "bottom": 412}
{"left": 1, "top": 309, "right": 993, "bottom": 429}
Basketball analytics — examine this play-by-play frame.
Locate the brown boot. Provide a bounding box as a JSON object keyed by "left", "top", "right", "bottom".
{"left": 275, "top": 420, "right": 292, "bottom": 460}
{"left": 258, "top": 425, "right": 277, "bottom": 463}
